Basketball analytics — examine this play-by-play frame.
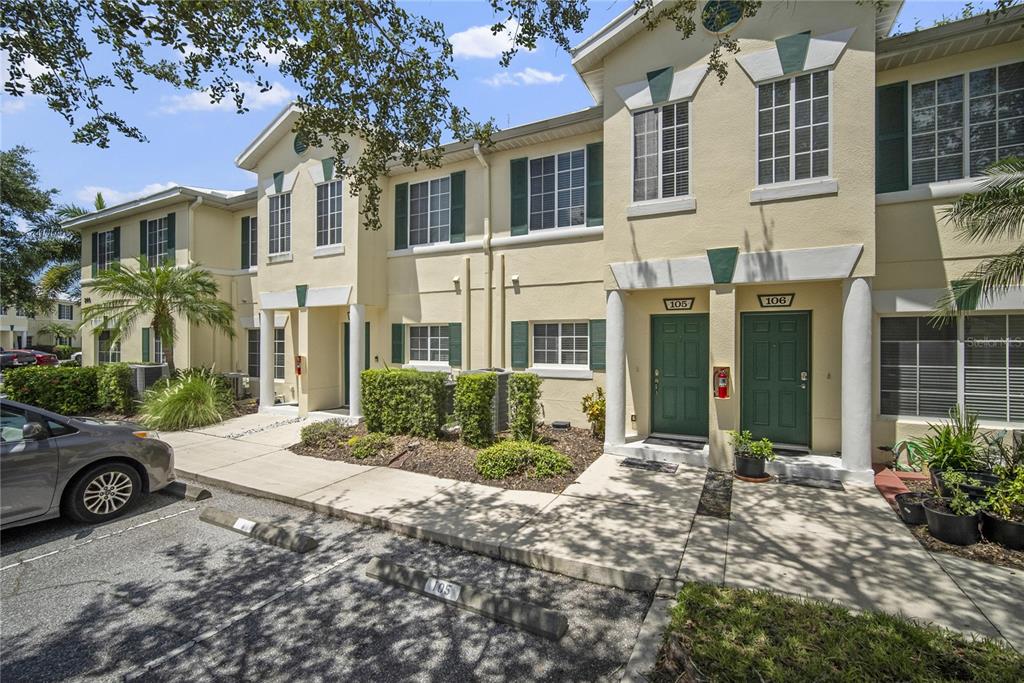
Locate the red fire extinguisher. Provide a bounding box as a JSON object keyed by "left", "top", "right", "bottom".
{"left": 715, "top": 368, "right": 729, "bottom": 399}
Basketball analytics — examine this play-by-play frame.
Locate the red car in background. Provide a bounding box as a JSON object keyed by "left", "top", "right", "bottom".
{"left": 24, "top": 350, "right": 59, "bottom": 366}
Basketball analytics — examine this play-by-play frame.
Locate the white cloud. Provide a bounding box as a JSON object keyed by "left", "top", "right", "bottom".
{"left": 482, "top": 68, "right": 565, "bottom": 88}
{"left": 158, "top": 81, "right": 294, "bottom": 114}
{"left": 0, "top": 47, "right": 47, "bottom": 114}
{"left": 75, "top": 181, "right": 179, "bottom": 206}
{"left": 450, "top": 20, "right": 525, "bottom": 59}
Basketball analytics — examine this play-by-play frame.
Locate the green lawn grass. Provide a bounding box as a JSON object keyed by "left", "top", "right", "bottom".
{"left": 654, "top": 583, "right": 1024, "bottom": 682}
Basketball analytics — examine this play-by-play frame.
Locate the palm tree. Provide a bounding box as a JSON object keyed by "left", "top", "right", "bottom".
{"left": 35, "top": 321, "right": 75, "bottom": 345}
{"left": 35, "top": 193, "right": 106, "bottom": 301}
{"left": 80, "top": 258, "right": 235, "bottom": 373}
{"left": 935, "top": 157, "right": 1024, "bottom": 316}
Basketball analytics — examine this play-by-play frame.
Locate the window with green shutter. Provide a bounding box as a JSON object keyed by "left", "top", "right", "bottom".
{"left": 510, "top": 158, "right": 528, "bottom": 236}
{"left": 589, "top": 319, "right": 606, "bottom": 370}
{"left": 449, "top": 322, "right": 462, "bottom": 367}
{"left": 142, "top": 328, "right": 150, "bottom": 362}
{"left": 391, "top": 323, "right": 405, "bottom": 364}
{"left": 876, "top": 81, "right": 909, "bottom": 193}
{"left": 510, "top": 321, "right": 529, "bottom": 369}
{"left": 394, "top": 182, "right": 409, "bottom": 250}
{"left": 585, "top": 142, "right": 603, "bottom": 226}
{"left": 449, "top": 171, "right": 465, "bottom": 243}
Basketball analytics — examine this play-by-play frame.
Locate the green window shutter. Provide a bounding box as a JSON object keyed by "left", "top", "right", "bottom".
{"left": 510, "top": 157, "right": 528, "bottom": 236}
{"left": 391, "top": 323, "right": 405, "bottom": 364}
{"left": 364, "top": 321, "right": 371, "bottom": 370}
{"left": 589, "top": 319, "right": 606, "bottom": 371}
{"left": 449, "top": 170, "right": 466, "bottom": 243}
{"left": 449, "top": 322, "right": 462, "bottom": 367}
{"left": 876, "top": 81, "right": 909, "bottom": 194}
{"left": 585, "top": 142, "right": 603, "bottom": 227}
{"left": 139, "top": 219, "right": 148, "bottom": 260}
{"left": 142, "top": 328, "right": 150, "bottom": 362}
{"left": 511, "top": 321, "right": 529, "bottom": 369}
{"left": 165, "top": 212, "right": 176, "bottom": 264}
{"left": 241, "top": 217, "right": 251, "bottom": 269}
{"left": 91, "top": 231, "right": 98, "bottom": 277}
{"left": 394, "top": 182, "right": 409, "bottom": 250}
{"left": 112, "top": 226, "right": 121, "bottom": 263}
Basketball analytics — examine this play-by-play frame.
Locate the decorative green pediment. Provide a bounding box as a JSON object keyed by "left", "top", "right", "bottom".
{"left": 296, "top": 284, "right": 309, "bottom": 308}
{"left": 707, "top": 247, "right": 740, "bottom": 284}
{"left": 322, "top": 157, "right": 335, "bottom": 182}
{"left": 776, "top": 31, "right": 811, "bottom": 74}
{"left": 646, "top": 67, "right": 673, "bottom": 104}
{"left": 273, "top": 171, "right": 284, "bottom": 194}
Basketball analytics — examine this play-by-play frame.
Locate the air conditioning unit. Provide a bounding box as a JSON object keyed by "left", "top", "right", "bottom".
{"left": 223, "top": 372, "right": 248, "bottom": 400}
{"left": 129, "top": 363, "right": 169, "bottom": 395}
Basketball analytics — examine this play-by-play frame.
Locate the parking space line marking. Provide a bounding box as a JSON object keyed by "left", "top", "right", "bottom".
{"left": 1, "top": 506, "right": 200, "bottom": 572}
{"left": 124, "top": 552, "right": 357, "bottom": 680}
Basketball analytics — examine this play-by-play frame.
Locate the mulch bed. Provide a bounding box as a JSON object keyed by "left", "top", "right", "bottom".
{"left": 291, "top": 423, "right": 604, "bottom": 494}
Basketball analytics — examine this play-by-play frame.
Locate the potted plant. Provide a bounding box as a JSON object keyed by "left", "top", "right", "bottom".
{"left": 981, "top": 468, "right": 1024, "bottom": 551}
{"left": 923, "top": 471, "right": 982, "bottom": 546}
{"left": 730, "top": 430, "right": 775, "bottom": 478}
{"left": 895, "top": 491, "right": 930, "bottom": 525}
{"left": 909, "top": 407, "right": 984, "bottom": 492}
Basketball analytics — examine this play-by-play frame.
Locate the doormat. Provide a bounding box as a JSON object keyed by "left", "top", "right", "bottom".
{"left": 775, "top": 475, "right": 845, "bottom": 491}
{"left": 644, "top": 437, "right": 706, "bottom": 450}
{"left": 620, "top": 457, "right": 679, "bottom": 474}
{"left": 696, "top": 470, "right": 733, "bottom": 519}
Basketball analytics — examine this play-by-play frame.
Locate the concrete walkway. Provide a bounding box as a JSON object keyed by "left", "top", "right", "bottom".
{"left": 161, "top": 415, "right": 1023, "bottom": 651}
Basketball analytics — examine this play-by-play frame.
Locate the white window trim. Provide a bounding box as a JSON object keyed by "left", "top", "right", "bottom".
{"left": 315, "top": 179, "right": 344, "bottom": 248}
{"left": 268, "top": 192, "right": 292, "bottom": 257}
{"left": 313, "top": 243, "right": 346, "bottom": 258}
{"left": 750, "top": 177, "right": 838, "bottom": 203}
{"left": 530, "top": 321, "right": 590, "bottom": 370}
{"left": 402, "top": 362, "right": 453, "bottom": 373}
{"left": 407, "top": 324, "right": 450, "bottom": 364}
{"left": 96, "top": 229, "right": 117, "bottom": 271}
{"left": 526, "top": 365, "right": 594, "bottom": 380}
{"left": 528, "top": 146, "right": 589, "bottom": 232}
{"left": 491, "top": 225, "right": 602, "bottom": 248}
{"left": 630, "top": 100, "right": 694, "bottom": 206}
{"left": 752, "top": 69, "right": 834, "bottom": 193}
{"left": 388, "top": 238, "right": 484, "bottom": 258}
{"left": 408, "top": 175, "right": 451, "bottom": 247}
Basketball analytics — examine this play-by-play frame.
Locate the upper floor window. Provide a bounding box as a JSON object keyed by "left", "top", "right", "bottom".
{"left": 633, "top": 102, "right": 690, "bottom": 202}
{"left": 758, "top": 70, "right": 830, "bottom": 185}
{"left": 97, "top": 331, "right": 121, "bottom": 364}
{"left": 145, "top": 217, "right": 169, "bottom": 264}
{"left": 409, "top": 324, "right": 449, "bottom": 363}
{"left": 409, "top": 177, "right": 449, "bottom": 246}
{"left": 57, "top": 304, "right": 73, "bottom": 320}
{"left": 241, "top": 216, "right": 257, "bottom": 268}
{"left": 269, "top": 193, "right": 291, "bottom": 255}
{"left": 911, "top": 60, "right": 1024, "bottom": 185}
{"left": 316, "top": 179, "right": 343, "bottom": 247}
{"left": 533, "top": 322, "right": 589, "bottom": 367}
{"left": 96, "top": 228, "right": 118, "bottom": 271}
{"left": 531, "top": 149, "right": 585, "bottom": 229}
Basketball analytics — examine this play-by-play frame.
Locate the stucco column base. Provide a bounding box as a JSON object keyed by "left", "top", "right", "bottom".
{"left": 708, "top": 286, "right": 738, "bottom": 471}
{"left": 604, "top": 290, "right": 626, "bottom": 447}
{"left": 258, "top": 308, "right": 275, "bottom": 411}
{"left": 842, "top": 277, "right": 873, "bottom": 473}
{"left": 348, "top": 303, "right": 365, "bottom": 420}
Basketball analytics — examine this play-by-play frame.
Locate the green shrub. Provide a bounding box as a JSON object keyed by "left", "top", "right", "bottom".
{"left": 581, "top": 386, "right": 605, "bottom": 440}
{"left": 361, "top": 369, "right": 446, "bottom": 437}
{"left": 97, "top": 362, "right": 135, "bottom": 414}
{"left": 2, "top": 365, "right": 100, "bottom": 414}
{"left": 474, "top": 440, "right": 572, "bottom": 480}
{"left": 909, "top": 406, "right": 983, "bottom": 472}
{"left": 300, "top": 419, "right": 350, "bottom": 449}
{"left": 347, "top": 432, "right": 391, "bottom": 459}
{"left": 52, "top": 344, "right": 75, "bottom": 360}
{"left": 139, "top": 368, "right": 231, "bottom": 430}
{"left": 509, "top": 372, "right": 543, "bottom": 441}
{"left": 454, "top": 372, "right": 497, "bottom": 447}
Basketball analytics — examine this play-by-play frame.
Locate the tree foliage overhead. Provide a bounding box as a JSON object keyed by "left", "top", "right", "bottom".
{"left": 1, "top": 146, "right": 58, "bottom": 313}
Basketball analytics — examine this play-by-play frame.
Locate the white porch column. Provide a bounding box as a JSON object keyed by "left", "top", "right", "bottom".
{"left": 348, "top": 303, "right": 365, "bottom": 419}
{"left": 605, "top": 290, "right": 626, "bottom": 447}
{"left": 842, "top": 277, "right": 873, "bottom": 474}
{"left": 259, "top": 309, "right": 275, "bottom": 410}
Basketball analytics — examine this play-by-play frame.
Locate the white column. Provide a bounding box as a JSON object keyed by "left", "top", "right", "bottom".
{"left": 348, "top": 303, "right": 365, "bottom": 419}
{"left": 259, "top": 309, "right": 275, "bottom": 410}
{"left": 842, "top": 277, "right": 873, "bottom": 473}
{"left": 605, "top": 290, "right": 626, "bottom": 447}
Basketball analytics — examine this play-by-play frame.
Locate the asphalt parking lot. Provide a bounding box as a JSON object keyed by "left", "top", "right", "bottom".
{"left": 1, "top": 480, "right": 650, "bottom": 682}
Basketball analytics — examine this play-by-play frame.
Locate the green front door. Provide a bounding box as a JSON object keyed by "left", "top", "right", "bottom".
{"left": 651, "top": 314, "right": 709, "bottom": 437}
{"left": 741, "top": 312, "right": 810, "bottom": 446}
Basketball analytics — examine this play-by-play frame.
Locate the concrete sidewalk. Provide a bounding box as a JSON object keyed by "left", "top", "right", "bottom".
{"left": 162, "top": 415, "right": 1023, "bottom": 651}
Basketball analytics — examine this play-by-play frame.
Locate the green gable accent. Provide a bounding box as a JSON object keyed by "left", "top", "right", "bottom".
{"left": 449, "top": 322, "right": 462, "bottom": 367}
{"left": 142, "top": 328, "right": 150, "bottom": 363}
{"left": 510, "top": 321, "right": 529, "bottom": 369}
{"left": 707, "top": 247, "right": 739, "bottom": 284}
{"left": 510, "top": 157, "right": 529, "bottom": 236}
{"left": 322, "top": 157, "right": 335, "bottom": 182}
{"left": 876, "top": 81, "right": 909, "bottom": 194}
{"left": 585, "top": 142, "right": 603, "bottom": 227}
{"left": 589, "top": 319, "right": 606, "bottom": 371}
{"left": 775, "top": 31, "right": 811, "bottom": 74}
{"left": 273, "top": 171, "right": 284, "bottom": 194}
{"left": 293, "top": 133, "right": 308, "bottom": 155}
{"left": 951, "top": 279, "right": 981, "bottom": 312}
{"left": 296, "top": 284, "right": 308, "bottom": 308}
{"left": 391, "top": 323, "right": 404, "bottom": 364}
{"left": 646, "top": 67, "right": 673, "bottom": 104}
{"left": 394, "top": 182, "right": 409, "bottom": 250}
{"left": 450, "top": 170, "right": 466, "bottom": 243}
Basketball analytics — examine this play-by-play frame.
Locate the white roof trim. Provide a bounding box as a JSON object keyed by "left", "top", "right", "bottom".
{"left": 263, "top": 170, "right": 299, "bottom": 196}
{"left": 736, "top": 27, "right": 856, "bottom": 83}
{"left": 235, "top": 102, "right": 301, "bottom": 170}
{"left": 614, "top": 63, "right": 709, "bottom": 110}
{"left": 874, "top": 286, "right": 1024, "bottom": 313}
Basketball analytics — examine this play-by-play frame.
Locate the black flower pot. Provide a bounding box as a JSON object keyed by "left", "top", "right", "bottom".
{"left": 923, "top": 497, "right": 980, "bottom": 546}
{"left": 735, "top": 454, "right": 766, "bottom": 478}
{"left": 958, "top": 471, "right": 999, "bottom": 501}
{"left": 981, "top": 511, "right": 1024, "bottom": 551}
{"left": 930, "top": 469, "right": 945, "bottom": 496}
{"left": 895, "top": 492, "right": 930, "bottom": 525}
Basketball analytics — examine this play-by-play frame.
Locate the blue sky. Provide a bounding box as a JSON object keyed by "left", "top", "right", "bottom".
{"left": 0, "top": 1, "right": 995, "bottom": 208}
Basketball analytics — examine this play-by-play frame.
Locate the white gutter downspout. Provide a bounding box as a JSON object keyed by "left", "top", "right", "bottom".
{"left": 474, "top": 143, "right": 493, "bottom": 368}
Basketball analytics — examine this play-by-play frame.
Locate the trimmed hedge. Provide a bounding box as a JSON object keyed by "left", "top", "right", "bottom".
{"left": 454, "top": 372, "right": 497, "bottom": 447}
{"left": 2, "top": 365, "right": 100, "bottom": 414}
{"left": 98, "top": 362, "right": 135, "bottom": 414}
{"left": 362, "top": 368, "right": 446, "bottom": 437}
{"left": 300, "top": 419, "right": 351, "bottom": 449}
{"left": 509, "top": 372, "right": 543, "bottom": 441}
{"left": 474, "top": 440, "right": 572, "bottom": 480}
{"left": 348, "top": 432, "right": 391, "bottom": 459}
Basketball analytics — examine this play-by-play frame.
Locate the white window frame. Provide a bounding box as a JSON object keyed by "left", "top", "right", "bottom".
{"left": 631, "top": 100, "right": 692, "bottom": 204}
{"left": 153, "top": 335, "right": 165, "bottom": 364}
{"left": 96, "top": 229, "right": 117, "bottom": 271}
{"left": 274, "top": 328, "right": 285, "bottom": 380}
{"left": 315, "top": 179, "right": 343, "bottom": 247}
{"left": 908, "top": 58, "right": 1024, "bottom": 188}
{"left": 247, "top": 329, "right": 260, "bottom": 377}
{"left": 57, "top": 303, "right": 73, "bottom": 321}
{"left": 268, "top": 193, "right": 292, "bottom": 256}
{"left": 529, "top": 148, "right": 587, "bottom": 231}
{"left": 145, "top": 216, "right": 169, "bottom": 264}
{"left": 408, "top": 324, "right": 449, "bottom": 364}
{"left": 530, "top": 321, "right": 590, "bottom": 369}
{"left": 408, "top": 176, "right": 450, "bottom": 246}
{"left": 755, "top": 69, "right": 833, "bottom": 188}
{"left": 97, "top": 331, "right": 121, "bottom": 364}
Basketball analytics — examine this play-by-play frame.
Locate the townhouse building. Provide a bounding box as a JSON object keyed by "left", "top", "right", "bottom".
{"left": 72, "top": 1, "right": 1023, "bottom": 483}
{"left": 1, "top": 298, "right": 81, "bottom": 350}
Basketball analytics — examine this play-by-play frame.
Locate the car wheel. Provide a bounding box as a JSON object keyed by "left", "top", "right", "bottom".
{"left": 64, "top": 462, "right": 142, "bottom": 523}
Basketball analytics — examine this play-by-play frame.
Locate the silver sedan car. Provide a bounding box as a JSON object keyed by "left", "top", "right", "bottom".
{"left": 0, "top": 398, "right": 175, "bottom": 529}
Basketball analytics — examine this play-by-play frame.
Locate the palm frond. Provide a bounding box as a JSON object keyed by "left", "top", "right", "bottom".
{"left": 933, "top": 245, "right": 1024, "bottom": 319}
{"left": 941, "top": 156, "right": 1024, "bottom": 243}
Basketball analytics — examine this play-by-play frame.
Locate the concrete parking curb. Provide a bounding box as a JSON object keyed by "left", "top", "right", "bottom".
{"left": 163, "top": 481, "right": 212, "bottom": 501}
{"left": 620, "top": 578, "right": 680, "bottom": 682}
{"left": 199, "top": 506, "right": 318, "bottom": 553}
{"left": 365, "top": 557, "right": 569, "bottom": 640}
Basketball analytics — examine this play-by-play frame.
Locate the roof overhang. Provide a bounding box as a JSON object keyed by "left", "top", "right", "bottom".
{"left": 61, "top": 186, "right": 257, "bottom": 232}
{"left": 235, "top": 102, "right": 302, "bottom": 170}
